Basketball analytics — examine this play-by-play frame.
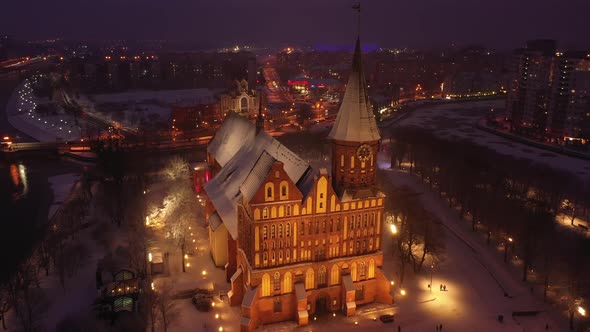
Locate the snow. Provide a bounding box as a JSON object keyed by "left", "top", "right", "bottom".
{"left": 6, "top": 79, "right": 82, "bottom": 142}
{"left": 47, "top": 173, "right": 79, "bottom": 220}
{"left": 390, "top": 99, "right": 590, "bottom": 180}
{"left": 374, "top": 153, "right": 568, "bottom": 332}
{"left": 73, "top": 88, "right": 218, "bottom": 130}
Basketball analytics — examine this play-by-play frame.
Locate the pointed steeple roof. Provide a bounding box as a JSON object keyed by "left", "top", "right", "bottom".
{"left": 328, "top": 37, "right": 380, "bottom": 142}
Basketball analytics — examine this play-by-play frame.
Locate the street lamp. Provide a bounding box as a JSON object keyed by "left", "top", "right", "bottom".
{"left": 578, "top": 306, "right": 586, "bottom": 316}
{"left": 429, "top": 265, "right": 434, "bottom": 293}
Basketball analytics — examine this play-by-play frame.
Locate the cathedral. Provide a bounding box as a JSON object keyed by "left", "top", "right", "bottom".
{"left": 204, "top": 36, "right": 393, "bottom": 332}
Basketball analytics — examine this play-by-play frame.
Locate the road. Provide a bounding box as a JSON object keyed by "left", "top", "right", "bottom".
{"left": 262, "top": 66, "right": 293, "bottom": 104}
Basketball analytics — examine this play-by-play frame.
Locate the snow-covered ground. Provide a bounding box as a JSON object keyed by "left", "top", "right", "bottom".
{"left": 376, "top": 153, "right": 568, "bottom": 332}
{"left": 47, "top": 173, "right": 79, "bottom": 219}
{"left": 6, "top": 79, "right": 82, "bottom": 142}
{"left": 390, "top": 99, "right": 590, "bottom": 180}
{"left": 74, "top": 88, "right": 219, "bottom": 130}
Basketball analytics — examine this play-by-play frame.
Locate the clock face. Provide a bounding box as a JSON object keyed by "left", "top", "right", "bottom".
{"left": 356, "top": 144, "right": 372, "bottom": 161}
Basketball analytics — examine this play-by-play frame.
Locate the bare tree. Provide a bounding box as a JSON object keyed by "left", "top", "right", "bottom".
{"left": 155, "top": 281, "right": 178, "bottom": 332}
{"left": 0, "top": 284, "right": 11, "bottom": 330}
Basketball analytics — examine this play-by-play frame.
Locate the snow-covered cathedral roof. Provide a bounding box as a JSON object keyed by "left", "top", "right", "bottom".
{"left": 205, "top": 116, "right": 310, "bottom": 239}
{"left": 328, "top": 37, "right": 381, "bottom": 142}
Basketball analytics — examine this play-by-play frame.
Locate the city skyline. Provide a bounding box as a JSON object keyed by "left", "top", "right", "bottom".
{"left": 1, "top": 0, "right": 590, "bottom": 50}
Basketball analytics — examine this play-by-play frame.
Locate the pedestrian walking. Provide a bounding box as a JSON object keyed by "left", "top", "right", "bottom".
{"left": 443, "top": 285, "right": 446, "bottom": 291}
{"left": 440, "top": 284, "right": 443, "bottom": 291}
{"left": 440, "top": 323, "right": 443, "bottom": 331}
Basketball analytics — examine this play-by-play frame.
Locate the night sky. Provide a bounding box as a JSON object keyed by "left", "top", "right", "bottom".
{"left": 1, "top": 0, "right": 589, "bottom": 49}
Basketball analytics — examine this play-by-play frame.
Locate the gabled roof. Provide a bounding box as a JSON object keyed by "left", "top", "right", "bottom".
{"left": 328, "top": 37, "right": 381, "bottom": 142}
{"left": 207, "top": 112, "right": 256, "bottom": 167}
{"left": 205, "top": 121, "right": 310, "bottom": 240}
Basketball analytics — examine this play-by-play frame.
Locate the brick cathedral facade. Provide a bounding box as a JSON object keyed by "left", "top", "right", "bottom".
{"left": 204, "top": 37, "right": 393, "bottom": 332}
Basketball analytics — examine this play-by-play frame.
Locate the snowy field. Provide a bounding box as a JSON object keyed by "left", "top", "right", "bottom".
{"left": 75, "top": 88, "right": 219, "bottom": 130}
{"left": 6, "top": 79, "right": 82, "bottom": 142}
{"left": 375, "top": 154, "right": 567, "bottom": 332}
{"left": 389, "top": 99, "right": 590, "bottom": 180}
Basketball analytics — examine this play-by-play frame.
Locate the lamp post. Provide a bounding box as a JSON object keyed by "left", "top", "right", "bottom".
{"left": 429, "top": 264, "right": 434, "bottom": 293}
{"left": 504, "top": 237, "right": 513, "bottom": 263}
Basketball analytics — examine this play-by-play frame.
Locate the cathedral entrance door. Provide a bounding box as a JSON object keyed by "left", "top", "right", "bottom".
{"left": 315, "top": 293, "right": 329, "bottom": 315}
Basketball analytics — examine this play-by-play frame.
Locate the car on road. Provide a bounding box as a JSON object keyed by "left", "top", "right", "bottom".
{"left": 379, "top": 314, "right": 395, "bottom": 323}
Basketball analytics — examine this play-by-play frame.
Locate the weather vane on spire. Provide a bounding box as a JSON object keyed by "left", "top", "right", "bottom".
{"left": 352, "top": 2, "right": 361, "bottom": 36}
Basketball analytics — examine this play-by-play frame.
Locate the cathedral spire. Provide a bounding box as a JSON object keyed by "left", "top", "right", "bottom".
{"left": 327, "top": 36, "right": 380, "bottom": 143}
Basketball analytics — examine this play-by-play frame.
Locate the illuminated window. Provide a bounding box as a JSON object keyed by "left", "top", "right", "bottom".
{"left": 271, "top": 225, "right": 275, "bottom": 238}
{"left": 286, "top": 223, "right": 291, "bottom": 237}
{"left": 279, "top": 224, "right": 283, "bottom": 237}
{"left": 263, "top": 226, "right": 268, "bottom": 239}
{"left": 263, "top": 208, "right": 269, "bottom": 219}
{"left": 286, "top": 205, "right": 291, "bottom": 216}
{"left": 330, "top": 265, "right": 340, "bottom": 285}
{"left": 262, "top": 274, "right": 270, "bottom": 296}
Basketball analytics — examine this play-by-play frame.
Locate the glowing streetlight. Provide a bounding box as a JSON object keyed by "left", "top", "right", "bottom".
{"left": 186, "top": 262, "right": 190, "bottom": 267}
{"left": 579, "top": 306, "right": 586, "bottom": 316}
{"left": 390, "top": 224, "right": 397, "bottom": 234}
{"left": 218, "top": 327, "right": 223, "bottom": 332}
{"left": 145, "top": 216, "right": 150, "bottom": 226}
{"left": 215, "top": 313, "right": 220, "bottom": 319}
{"left": 202, "top": 270, "right": 207, "bottom": 276}
{"left": 508, "top": 237, "right": 513, "bottom": 242}
{"left": 148, "top": 253, "right": 153, "bottom": 262}
{"left": 400, "top": 289, "right": 407, "bottom": 296}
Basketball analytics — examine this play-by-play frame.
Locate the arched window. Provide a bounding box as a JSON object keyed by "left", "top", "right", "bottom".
{"left": 279, "top": 224, "right": 283, "bottom": 237}
{"left": 263, "top": 208, "right": 269, "bottom": 219}
{"left": 286, "top": 205, "right": 291, "bottom": 216}
{"left": 262, "top": 274, "right": 271, "bottom": 296}
{"left": 305, "top": 268, "right": 315, "bottom": 290}
{"left": 350, "top": 216, "right": 355, "bottom": 229}
{"left": 286, "top": 249, "right": 291, "bottom": 260}
{"left": 271, "top": 225, "right": 275, "bottom": 238}
{"left": 279, "top": 250, "right": 283, "bottom": 260}
{"left": 368, "top": 259, "right": 375, "bottom": 279}
{"left": 286, "top": 223, "right": 291, "bottom": 237}
{"left": 318, "top": 266, "right": 327, "bottom": 287}
{"left": 284, "top": 272, "right": 293, "bottom": 293}
{"left": 263, "top": 242, "right": 268, "bottom": 251}
{"left": 340, "top": 154, "right": 344, "bottom": 167}
{"left": 263, "top": 226, "right": 268, "bottom": 239}
{"left": 364, "top": 214, "right": 368, "bottom": 227}
{"left": 337, "top": 218, "right": 340, "bottom": 231}
{"left": 274, "top": 272, "right": 281, "bottom": 291}
{"left": 281, "top": 185, "right": 287, "bottom": 196}
{"left": 351, "top": 262, "right": 358, "bottom": 282}
{"left": 359, "top": 261, "right": 367, "bottom": 278}
{"left": 300, "top": 222, "right": 305, "bottom": 235}
{"left": 267, "top": 187, "right": 272, "bottom": 197}
{"left": 330, "top": 265, "right": 340, "bottom": 285}
{"left": 263, "top": 252, "right": 268, "bottom": 262}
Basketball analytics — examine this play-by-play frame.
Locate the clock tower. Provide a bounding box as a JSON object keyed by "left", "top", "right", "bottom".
{"left": 328, "top": 37, "right": 381, "bottom": 197}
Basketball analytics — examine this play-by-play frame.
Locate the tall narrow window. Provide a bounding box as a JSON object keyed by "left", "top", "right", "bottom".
{"left": 274, "top": 272, "right": 281, "bottom": 291}
{"left": 279, "top": 224, "right": 283, "bottom": 237}
{"left": 263, "top": 208, "right": 269, "bottom": 219}
{"left": 286, "top": 205, "right": 291, "bottom": 216}
{"left": 271, "top": 225, "right": 275, "bottom": 238}
{"left": 318, "top": 266, "right": 327, "bottom": 287}
{"left": 267, "top": 187, "right": 272, "bottom": 198}
{"left": 263, "top": 226, "right": 268, "bottom": 239}
{"left": 281, "top": 185, "right": 287, "bottom": 196}
{"left": 286, "top": 223, "right": 291, "bottom": 237}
